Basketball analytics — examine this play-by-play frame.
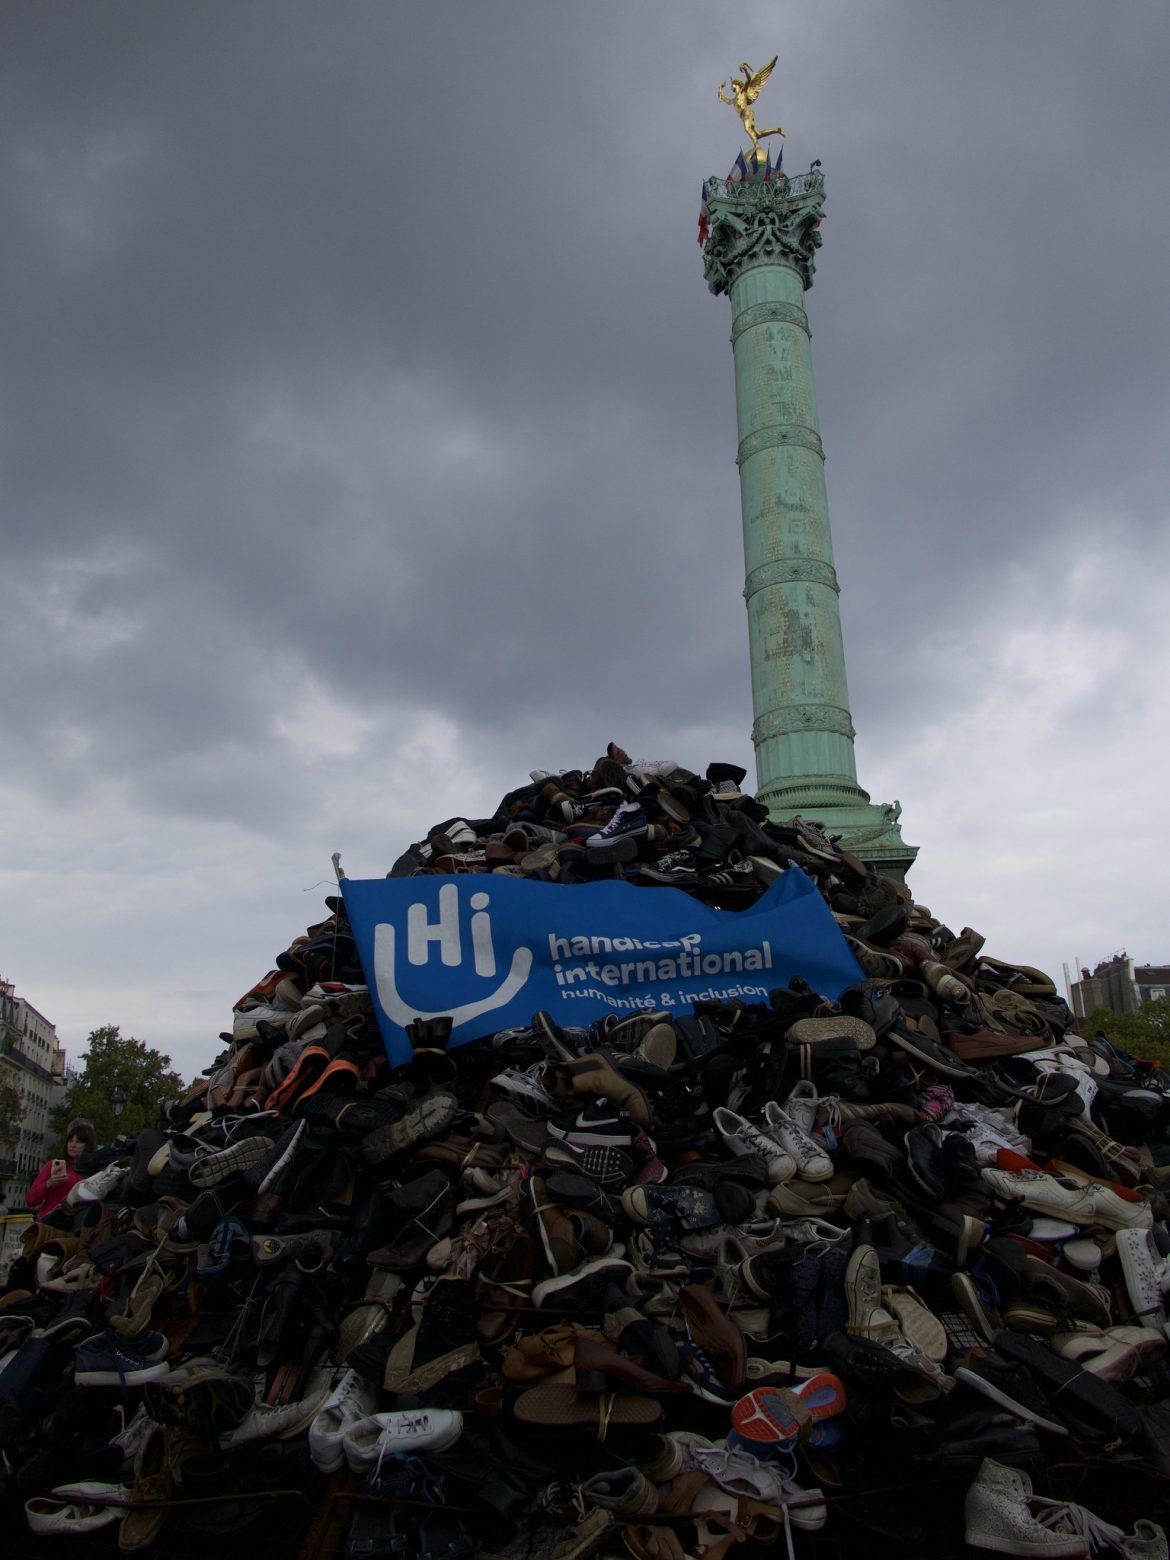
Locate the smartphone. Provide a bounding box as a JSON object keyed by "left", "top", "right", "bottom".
{"left": 51, "top": 1159, "right": 66, "bottom": 1176}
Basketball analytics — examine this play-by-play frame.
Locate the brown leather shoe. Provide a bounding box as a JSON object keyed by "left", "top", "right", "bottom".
{"left": 526, "top": 1175, "right": 611, "bottom": 1274}
{"left": 476, "top": 1229, "right": 536, "bottom": 1349}
{"left": 502, "top": 1322, "right": 601, "bottom": 1382}
{"left": 572, "top": 1336, "right": 690, "bottom": 1395}
{"left": 678, "top": 1281, "right": 745, "bottom": 1392}
{"left": 556, "top": 1051, "right": 651, "bottom": 1128}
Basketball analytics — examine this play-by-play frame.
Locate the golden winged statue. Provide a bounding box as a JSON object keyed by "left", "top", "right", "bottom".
{"left": 718, "top": 57, "right": 785, "bottom": 157}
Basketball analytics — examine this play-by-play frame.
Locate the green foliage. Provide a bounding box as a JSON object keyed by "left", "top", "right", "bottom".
{"left": 50, "top": 1025, "right": 185, "bottom": 1145}
{"left": 1084, "top": 1003, "right": 1170, "bottom": 1067}
{"left": 0, "top": 1075, "right": 22, "bottom": 1150}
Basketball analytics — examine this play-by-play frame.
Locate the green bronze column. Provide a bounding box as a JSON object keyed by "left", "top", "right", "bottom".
{"left": 703, "top": 163, "right": 916, "bottom": 876}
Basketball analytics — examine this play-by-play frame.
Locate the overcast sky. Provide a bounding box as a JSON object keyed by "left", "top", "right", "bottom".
{"left": 3, "top": 2, "right": 1168, "bottom": 1086}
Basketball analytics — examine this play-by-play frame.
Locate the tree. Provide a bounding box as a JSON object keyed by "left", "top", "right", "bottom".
{"left": 0, "top": 1075, "right": 22, "bottom": 1152}
{"left": 50, "top": 1025, "right": 186, "bottom": 1145}
{"left": 1084, "top": 1003, "right": 1170, "bottom": 1067}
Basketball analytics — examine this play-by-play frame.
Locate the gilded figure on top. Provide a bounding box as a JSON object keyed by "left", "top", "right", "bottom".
{"left": 718, "top": 57, "right": 785, "bottom": 158}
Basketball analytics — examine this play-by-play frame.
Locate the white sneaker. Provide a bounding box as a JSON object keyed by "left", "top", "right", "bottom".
{"left": 227, "top": 1369, "right": 333, "bottom": 1446}
{"left": 681, "top": 1219, "right": 782, "bottom": 1263}
{"left": 693, "top": 1444, "right": 826, "bottom": 1532}
{"left": 782, "top": 1080, "right": 821, "bottom": 1137}
{"left": 25, "top": 1495, "right": 123, "bottom": 1536}
{"left": 949, "top": 1108, "right": 1031, "bottom": 1167}
{"left": 1026, "top": 1501, "right": 1168, "bottom": 1560}
{"left": 781, "top": 1216, "right": 852, "bottom": 1249}
{"left": 964, "top": 1458, "right": 1092, "bottom": 1556}
{"left": 713, "top": 1107, "right": 796, "bottom": 1185}
{"left": 67, "top": 1162, "right": 129, "bottom": 1206}
{"left": 342, "top": 1408, "right": 463, "bottom": 1471}
{"left": 308, "top": 1368, "right": 381, "bottom": 1472}
{"left": 763, "top": 1102, "right": 834, "bottom": 1181}
{"left": 1116, "top": 1228, "right": 1170, "bottom": 1337}
{"left": 489, "top": 1066, "right": 558, "bottom": 1115}
{"left": 980, "top": 1168, "right": 1152, "bottom": 1231}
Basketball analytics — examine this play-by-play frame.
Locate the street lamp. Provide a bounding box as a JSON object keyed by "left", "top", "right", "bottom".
{"left": 110, "top": 1081, "right": 128, "bottom": 1137}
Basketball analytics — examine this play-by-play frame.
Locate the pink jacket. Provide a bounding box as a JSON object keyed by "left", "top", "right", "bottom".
{"left": 26, "top": 1160, "right": 84, "bottom": 1217}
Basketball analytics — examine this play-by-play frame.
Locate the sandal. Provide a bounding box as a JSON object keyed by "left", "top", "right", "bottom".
{"left": 623, "top": 1527, "right": 688, "bottom": 1560}
{"left": 512, "top": 1381, "right": 663, "bottom": 1431}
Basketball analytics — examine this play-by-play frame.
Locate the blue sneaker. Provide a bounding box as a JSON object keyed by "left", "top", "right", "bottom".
{"left": 74, "top": 1329, "right": 169, "bottom": 1387}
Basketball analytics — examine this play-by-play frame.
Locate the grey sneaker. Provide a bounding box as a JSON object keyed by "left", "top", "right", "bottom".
{"left": 187, "top": 1135, "right": 275, "bottom": 1189}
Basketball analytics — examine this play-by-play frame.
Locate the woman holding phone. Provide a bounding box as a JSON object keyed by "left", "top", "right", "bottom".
{"left": 26, "top": 1117, "right": 97, "bottom": 1217}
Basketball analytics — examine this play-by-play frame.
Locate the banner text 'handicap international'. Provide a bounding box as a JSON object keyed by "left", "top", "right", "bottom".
{"left": 342, "top": 869, "right": 863, "bottom": 1069}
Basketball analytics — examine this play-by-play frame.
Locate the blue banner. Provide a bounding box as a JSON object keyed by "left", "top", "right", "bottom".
{"left": 342, "top": 868, "right": 863, "bottom": 1069}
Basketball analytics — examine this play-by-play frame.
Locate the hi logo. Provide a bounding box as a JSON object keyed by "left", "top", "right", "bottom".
{"left": 373, "top": 883, "right": 534, "bottom": 1029}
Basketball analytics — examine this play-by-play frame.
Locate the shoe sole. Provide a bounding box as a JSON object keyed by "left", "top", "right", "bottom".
{"left": 361, "top": 1093, "right": 458, "bottom": 1165}
{"left": 787, "top": 1016, "right": 876, "bottom": 1051}
{"left": 532, "top": 1255, "right": 633, "bottom": 1308}
{"left": 886, "top": 1030, "right": 976, "bottom": 1079}
{"left": 257, "top": 1120, "right": 308, "bottom": 1194}
{"left": 952, "top": 1364, "right": 1069, "bottom": 1436}
{"left": 513, "top": 1382, "right": 660, "bottom": 1428}
{"left": 188, "top": 1137, "right": 275, "bottom": 1189}
{"left": 547, "top": 1123, "right": 633, "bottom": 1149}
{"left": 75, "top": 1362, "right": 171, "bottom": 1387}
{"left": 963, "top": 1524, "right": 1085, "bottom": 1557}
{"left": 543, "top": 1141, "right": 632, "bottom": 1189}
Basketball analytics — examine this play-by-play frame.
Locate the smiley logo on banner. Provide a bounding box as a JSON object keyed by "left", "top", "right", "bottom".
{"left": 373, "top": 882, "right": 534, "bottom": 1028}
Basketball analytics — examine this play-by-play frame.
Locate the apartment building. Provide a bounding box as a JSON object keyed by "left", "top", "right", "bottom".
{"left": 0, "top": 976, "right": 63, "bottom": 1194}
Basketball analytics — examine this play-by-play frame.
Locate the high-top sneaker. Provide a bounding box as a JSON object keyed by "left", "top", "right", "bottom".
{"left": 855, "top": 1212, "right": 952, "bottom": 1286}
{"left": 738, "top": 1250, "right": 823, "bottom": 1361}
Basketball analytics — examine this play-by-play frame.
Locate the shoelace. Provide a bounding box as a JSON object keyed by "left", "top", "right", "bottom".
{"left": 1029, "top": 1497, "right": 1125, "bottom": 1553}
{"left": 653, "top": 849, "right": 693, "bottom": 873}
{"left": 372, "top": 1414, "right": 436, "bottom": 1481}
{"left": 594, "top": 805, "right": 643, "bottom": 839}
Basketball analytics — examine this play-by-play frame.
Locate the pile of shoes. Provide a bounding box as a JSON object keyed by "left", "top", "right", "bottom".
{"left": 2, "top": 744, "right": 1170, "bottom": 1557}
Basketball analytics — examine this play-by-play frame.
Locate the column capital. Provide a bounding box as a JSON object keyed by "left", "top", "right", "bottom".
{"left": 702, "top": 168, "right": 826, "bottom": 296}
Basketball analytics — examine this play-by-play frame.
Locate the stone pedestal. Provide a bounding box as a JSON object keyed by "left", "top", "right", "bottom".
{"left": 703, "top": 162, "right": 916, "bottom": 879}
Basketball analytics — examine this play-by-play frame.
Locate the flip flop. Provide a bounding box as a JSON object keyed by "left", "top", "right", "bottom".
{"left": 512, "top": 1381, "right": 663, "bottom": 1429}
